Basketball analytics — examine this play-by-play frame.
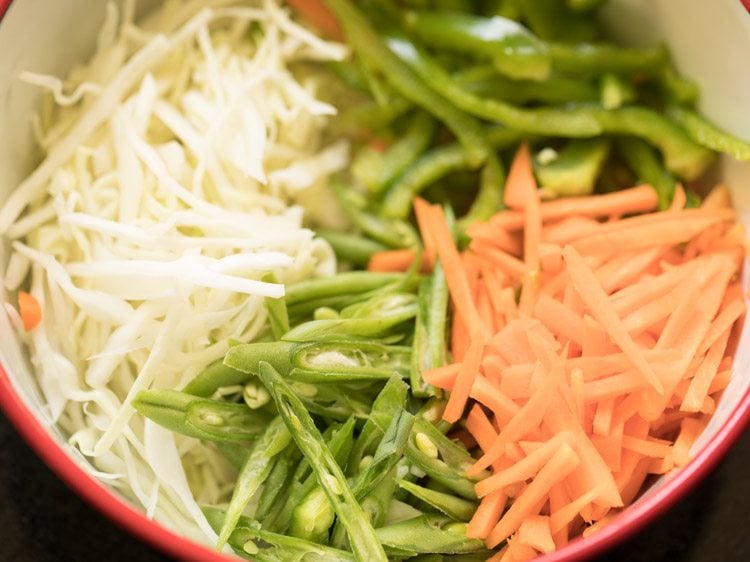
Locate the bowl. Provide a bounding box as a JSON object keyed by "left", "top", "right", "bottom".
{"left": 0, "top": 1, "right": 749, "bottom": 561}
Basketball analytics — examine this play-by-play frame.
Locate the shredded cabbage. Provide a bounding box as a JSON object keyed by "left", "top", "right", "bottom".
{"left": 1, "top": 0, "right": 349, "bottom": 545}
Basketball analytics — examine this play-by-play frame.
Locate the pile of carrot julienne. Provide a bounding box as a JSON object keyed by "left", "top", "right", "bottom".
{"left": 370, "top": 143, "right": 746, "bottom": 560}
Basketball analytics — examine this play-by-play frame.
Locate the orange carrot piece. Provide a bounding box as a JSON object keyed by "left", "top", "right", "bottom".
{"left": 549, "top": 486, "right": 601, "bottom": 535}
{"left": 517, "top": 515, "right": 555, "bottom": 554}
{"left": 466, "top": 404, "right": 499, "bottom": 454}
{"left": 668, "top": 184, "right": 686, "bottom": 211}
{"left": 444, "top": 334, "right": 486, "bottom": 423}
{"left": 470, "top": 361, "right": 561, "bottom": 475}
{"left": 702, "top": 184, "right": 732, "bottom": 210}
{"left": 672, "top": 417, "right": 705, "bottom": 467}
{"left": 18, "top": 290, "right": 42, "bottom": 331}
{"left": 542, "top": 216, "right": 601, "bottom": 245}
{"left": 592, "top": 398, "right": 615, "bottom": 436}
{"left": 472, "top": 241, "right": 528, "bottom": 279}
{"left": 487, "top": 184, "right": 658, "bottom": 232}
{"left": 468, "top": 490, "right": 508, "bottom": 540}
{"left": 563, "top": 245, "right": 663, "bottom": 394}
{"left": 428, "top": 205, "right": 487, "bottom": 337}
{"left": 504, "top": 142, "right": 536, "bottom": 211}
{"left": 486, "top": 443, "right": 581, "bottom": 547}
{"left": 367, "top": 248, "right": 429, "bottom": 273}
{"left": 533, "top": 295, "right": 587, "bottom": 346}
{"left": 286, "top": 0, "right": 343, "bottom": 40}
{"left": 681, "top": 329, "right": 731, "bottom": 413}
{"left": 476, "top": 433, "right": 572, "bottom": 497}
{"left": 422, "top": 363, "right": 460, "bottom": 390}
{"left": 621, "top": 435, "right": 672, "bottom": 458}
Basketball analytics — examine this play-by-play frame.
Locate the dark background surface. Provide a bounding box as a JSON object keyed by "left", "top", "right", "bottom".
{"left": 0, "top": 410, "right": 748, "bottom": 562}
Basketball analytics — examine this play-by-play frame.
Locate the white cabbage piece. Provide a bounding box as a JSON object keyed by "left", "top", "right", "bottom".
{"left": 0, "top": 0, "right": 349, "bottom": 546}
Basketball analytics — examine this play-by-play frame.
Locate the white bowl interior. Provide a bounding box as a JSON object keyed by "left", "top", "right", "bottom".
{"left": 0, "top": 0, "right": 749, "bottom": 538}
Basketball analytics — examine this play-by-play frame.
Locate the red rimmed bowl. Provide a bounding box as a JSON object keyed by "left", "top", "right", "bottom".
{"left": 0, "top": 1, "right": 748, "bottom": 561}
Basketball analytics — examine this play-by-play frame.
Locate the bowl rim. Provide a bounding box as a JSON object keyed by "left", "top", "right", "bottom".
{"left": 0, "top": 0, "right": 749, "bottom": 559}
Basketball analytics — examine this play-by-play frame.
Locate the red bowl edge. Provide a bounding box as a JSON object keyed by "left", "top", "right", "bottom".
{"left": 0, "top": 0, "right": 748, "bottom": 558}
{"left": 0, "top": 362, "right": 236, "bottom": 562}
{"left": 0, "top": 0, "right": 11, "bottom": 20}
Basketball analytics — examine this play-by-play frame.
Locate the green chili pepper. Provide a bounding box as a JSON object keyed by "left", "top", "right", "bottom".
{"left": 281, "top": 294, "right": 418, "bottom": 343}
{"left": 132, "top": 389, "right": 273, "bottom": 444}
{"left": 262, "top": 273, "right": 289, "bottom": 340}
{"left": 255, "top": 446, "right": 299, "bottom": 522}
{"left": 216, "top": 416, "right": 291, "bottom": 550}
{"left": 331, "top": 181, "right": 420, "bottom": 248}
{"left": 348, "top": 375, "right": 409, "bottom": 473}
{"left": 351, "top": 409, "right": 414, "bottom": 499}
{"left": 203, "top": 508, "right": 356, "bottom": 562}
{"left": 324, "top": 0, "right": 490, "bottom": 167}
{"left": 317, "top": 230, "right": 388, "bottom": 266}
{"left": 397, "top": 480, "right": 477, "bottom": 521}
{"left": 410, "top": 261, "right": 449, "bottom": 398}
{"left": 268, "top": 418, "right": 357, "bottom": 534}
{"left": 182, "top": 342, "right": 294, "bottom": 397}
{"left": 376, "top": 515, "right": 487, "bottom": 556}
{"left": 258, "top": 362, "right": 388, "bottom": 562}
{"left": 285, "top": 271, "right": 404, "bottom": 307}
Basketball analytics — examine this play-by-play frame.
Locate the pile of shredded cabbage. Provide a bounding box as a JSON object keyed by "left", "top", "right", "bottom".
{"left": 0, "top": 0, "right": 349, "bottom": 544}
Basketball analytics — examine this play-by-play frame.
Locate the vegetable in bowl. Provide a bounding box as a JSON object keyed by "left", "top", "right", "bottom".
{"left": 1, "top": 0, "right": 750, "bottom": 561}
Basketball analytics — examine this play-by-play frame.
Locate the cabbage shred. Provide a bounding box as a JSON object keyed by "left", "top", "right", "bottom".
{"left": 1, "top": 0, "right": 349, "bottom": 545}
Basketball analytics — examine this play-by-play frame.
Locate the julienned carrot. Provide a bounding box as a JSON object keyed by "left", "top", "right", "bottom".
{"left": 367, "top": 248, "right": 429, "bottom": 272}
{"left": 443, "top": 333, "right": 486, "bottom": 423}
{"left": 486, "top": 443, "right": 581, "bottom": 547}
{"left": 475, "top": 184, "right": 658, "bottom": 234}
{"left": 417, "top": 182, "right": 743, "bottom": 554}
{"left": 516, "top": 515, "right": 555, "bottom": 554}
{"left": 18, "top": 290, "right": 42, "bottom": 331}
{"left": 563, "top": 245, "right": 664, "bottom": 394}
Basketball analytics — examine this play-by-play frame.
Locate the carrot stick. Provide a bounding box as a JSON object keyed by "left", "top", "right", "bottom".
{"left": 486, "top": 184, "right": 658, "bottom": 232}
{"left": 18, "top": 290, "right": 42, "bottom": 331}
{"left": 486, "top": 443, "right": 581, "bottom": 547}
{"left": 476, "top": 433, "right": 572, "bottom": 497}
{"left": 367, "top": 248, "right": 429, "bottom": 272}
{"left": 549, "top": 487, "right": 601, "bottom": 535}
{"left": 414, "top": 197, "right": 438, "bottom": 267}
{"left": 468, "top": 490, "right": 508, "bottom": 540}
{"left": 563, "top": 245, "right": 664, "bottom": 394}
{"left": 517, "top": 515, "right": 555, "bottom": 554}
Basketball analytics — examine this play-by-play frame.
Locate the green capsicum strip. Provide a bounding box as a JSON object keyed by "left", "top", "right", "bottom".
{"left": 324, "top": 0, "right": 490, "bottom": 167}
{"left": 669, "top": 106, "right": 750, "bottom": 161}
{"left": 352, "top": 110, "right": 437, "bottom": 195}
{"left": 257, "top": 362, "right": 387, "bottom": 562}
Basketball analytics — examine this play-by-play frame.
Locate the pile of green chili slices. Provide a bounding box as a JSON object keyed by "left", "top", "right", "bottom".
{"left": 134, "top": 263, "right": 490, "bottom": 561}
{"left": 132, "top": 1, "right": 750, "bottom": 560}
